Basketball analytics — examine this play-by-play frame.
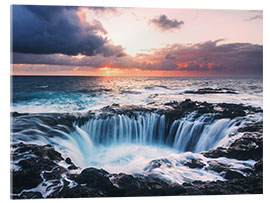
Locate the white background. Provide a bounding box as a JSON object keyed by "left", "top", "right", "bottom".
{"left": 1, "top": 0, "right": 269, "bottom": 202}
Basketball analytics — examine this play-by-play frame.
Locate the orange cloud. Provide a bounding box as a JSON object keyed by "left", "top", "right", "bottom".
{"left": 12, "top": 40, "right": 262, "bottom": 77}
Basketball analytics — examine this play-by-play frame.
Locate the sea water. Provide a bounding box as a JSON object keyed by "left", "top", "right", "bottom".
{"left": 11, "top": 76, "right": 262, "bottom": 185}
{"left": 11, "top": 76, "right": 262, "bottom": 113}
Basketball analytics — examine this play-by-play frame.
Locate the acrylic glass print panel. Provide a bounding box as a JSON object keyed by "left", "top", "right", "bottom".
{"left": 10, "top": 5, "right": 263, "bottom": 199}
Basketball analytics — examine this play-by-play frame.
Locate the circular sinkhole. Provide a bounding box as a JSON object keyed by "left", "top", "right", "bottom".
{"left": 47, "top": 112, "right": 247, "bottom": 177}
{"left": 12, "top": 112, "right": 257, "bottom": 184}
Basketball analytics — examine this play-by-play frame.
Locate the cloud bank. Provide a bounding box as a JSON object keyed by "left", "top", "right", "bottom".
{"left": 13, "top": 40, "right": 263, "bottom": 77}
{"left": 12, "top": 5, "right": 125, "bottom": 57}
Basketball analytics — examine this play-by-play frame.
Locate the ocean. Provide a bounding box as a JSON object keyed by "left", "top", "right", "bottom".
{"left": 11, "top": 76, "right": 263, "bottom": 113}
{"left": 10, "top": 76, "right": 263, "bottom": 198}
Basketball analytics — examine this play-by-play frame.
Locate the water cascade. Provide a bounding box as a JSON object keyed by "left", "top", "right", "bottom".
{"left": 51, "top": 112, "right": 242, "bottom": 168}
{"left": 79, "top": 113, "right": 240, "bottom": 152}
{"left": 12, "top": 111, "right": 255, "bottom": 184}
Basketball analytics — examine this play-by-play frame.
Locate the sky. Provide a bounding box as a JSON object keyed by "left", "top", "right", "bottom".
{"left": 11, "top": 5, "right": 263, "bottom": 77}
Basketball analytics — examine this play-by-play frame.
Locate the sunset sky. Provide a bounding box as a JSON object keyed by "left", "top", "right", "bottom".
{"left": 11, "top": 5, "right": 263, "bottom": 77}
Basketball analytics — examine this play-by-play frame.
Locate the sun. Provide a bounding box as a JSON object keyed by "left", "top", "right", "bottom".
{"left": 98, "top": 67, "right": 119, "bottom": 76}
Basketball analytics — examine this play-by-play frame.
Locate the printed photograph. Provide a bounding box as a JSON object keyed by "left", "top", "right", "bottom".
{"left": 10, "top": 5, "right": 263, "bottom": 199}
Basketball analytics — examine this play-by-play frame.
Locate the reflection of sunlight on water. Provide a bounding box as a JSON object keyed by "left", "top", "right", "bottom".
{"left": 12, "top": 77, "right": 263, "bottom": 113}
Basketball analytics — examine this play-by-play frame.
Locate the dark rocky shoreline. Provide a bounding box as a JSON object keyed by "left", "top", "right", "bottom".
{"left": 99, "top": 99, "right": 262, "bottom": 120}
{"left": 11, "top": 99, "right": 262, "bottom": 129}
{"left": 184, "top": 88, "right": 238, "bottom": 95}
{"left": 11, "top": 131, "right": 263, "bottom": 198}
{"left": 11, "top": 100, "right": 263, "bottom": 199}
{"left": 11, "top": 124, "right": 263, "bottom": 198}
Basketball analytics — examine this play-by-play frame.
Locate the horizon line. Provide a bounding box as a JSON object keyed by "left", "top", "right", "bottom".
{"left": 10, "top": 74, "right": 263, "bottom": 79}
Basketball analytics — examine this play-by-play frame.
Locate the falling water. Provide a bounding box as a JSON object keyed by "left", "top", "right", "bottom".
{"left": 12, "top": 112, "right": 243, "bottom": 167}
{"left": 11, "top": 111, "right": 258, "bottom": 184}
{"left": 79, "top": 113, "right": 240, "bottom": 152}
{"left": 38, "top": 112, "right": 242, "bottom": 169}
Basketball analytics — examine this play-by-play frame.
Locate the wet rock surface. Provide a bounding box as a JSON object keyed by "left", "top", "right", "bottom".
{"left": 90, "top": 100, "right": 263, "bottom": 134}
{"left": 11, "top": 101, "right": 263, "bottom": 199}
{"left": 183, "top": 158, "right": 205, "bottom": 169}
{"left": 202, "top": 122, "right": 263, "bottom": 161}
{"left": 11, "top": 112, "right": 95, "bottom": 133}
{"left": 144, "top": 159, "right": 173, "bottom": 172}
{"left": 184, "top": 88, "right": 238, "bottom": 94}
{"left": 11, "top": 134, "right": 263, "bottom": 199}
{"left": 11, "top": 143, "right": 67, "bottom": 198}
{"left": 11, "top": 100, "right": 262, "bottom": 132}
{"left": 65, "top": 158, "right": 78, "bottom": 170}
{"left": 163, "top": 99, "right": 261, "bottom": 120}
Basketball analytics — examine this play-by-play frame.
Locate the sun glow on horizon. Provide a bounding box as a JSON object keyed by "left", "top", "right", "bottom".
{"left": 98, "top": 67, "right": 121, "bottom": 76}
{"left": 12, "top": 64, "right": 224, "bottom": 77}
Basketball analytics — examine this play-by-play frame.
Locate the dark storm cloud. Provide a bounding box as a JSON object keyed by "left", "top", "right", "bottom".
{"left": 11, "top": 5, "right": 125, "bottom": 57}
{"left": 12, "top": 52, "right": 132, "bottom": 68}
{"left": 150, "top": 15, "right": 184, "bottom": 31}
{"left": 131, "top": 40, "right": 263, "bottom": 76}
{"left": 24, "top": 5, "right": 77, "bottom": 22}
{"left": 173, "top": 41, "right": 262, "bottom": 76}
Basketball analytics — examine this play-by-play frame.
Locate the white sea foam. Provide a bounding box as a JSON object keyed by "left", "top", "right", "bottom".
{"left": 11, "top": 112, "right": 256, "bottom": 185}
{"left": 11, "top": 77, "right": 263, "bottom": 113}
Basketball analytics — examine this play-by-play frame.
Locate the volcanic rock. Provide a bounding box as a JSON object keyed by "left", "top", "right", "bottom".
{"left": 144, "top": 158, "right": 172, "bottom": 171}
{"left": 184, "top": 158, "right": 205, "bottom": 169}
{"left": 224, "top": 170, "right": 245, "bottom": 180}
{"left": 184, "top": 88, "right": 238, "bottom": 94}
{"left": 11, "top": 143, "right": 263, "bottom": 198}
{"left": 11, "top": 142, "right": 67, "bottom": 196}
{"left": 202, "top": 130, "right": 262, "bottom": 161}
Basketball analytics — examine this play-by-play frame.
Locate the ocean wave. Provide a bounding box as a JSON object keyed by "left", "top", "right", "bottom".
{"left": 120, "top": 90, "right": 141, "bottom": 95}
{"left": 184, "top": 87, "right": 238, "bottom": 94}
{"left": 73, "top": 88, "right": 113, "bottom": 94}
{"left": 35, "top": 85, "right": 48, "bottom": 89}
{"left": 12, "top": 91, "right": 52, "bottom": 103}
{"left": 144, "top": 85, "right": 172, "bottom": 90}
